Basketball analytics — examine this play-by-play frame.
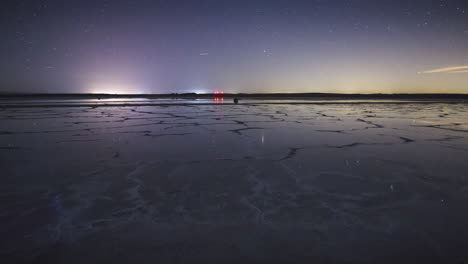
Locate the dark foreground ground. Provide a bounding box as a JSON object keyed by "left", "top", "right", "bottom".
{"left": 1, "top": 99, "right": 468, "bottom": 263}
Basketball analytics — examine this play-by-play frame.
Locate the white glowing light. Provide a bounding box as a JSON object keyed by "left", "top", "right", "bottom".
{"left": 192, "top": 88, "right": 207, "bottom": 94}
{"left": 88, "top": 83, "right": 137, "bottom": 94}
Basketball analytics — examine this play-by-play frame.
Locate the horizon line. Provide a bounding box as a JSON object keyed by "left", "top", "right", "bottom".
{"left": 1, "top": 92, "right": 468, "bottom": 96}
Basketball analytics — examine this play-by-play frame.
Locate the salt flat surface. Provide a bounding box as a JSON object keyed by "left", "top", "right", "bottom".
{"left": 1, "top": 101, "right": 468, "bottom": 263}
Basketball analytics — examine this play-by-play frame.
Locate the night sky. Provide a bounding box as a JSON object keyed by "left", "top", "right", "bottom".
{"left": 1, "top": 0, "right": 468, "bottom": 94}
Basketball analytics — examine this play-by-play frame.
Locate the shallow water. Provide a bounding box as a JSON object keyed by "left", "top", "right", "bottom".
{"left": 1, "top": 100, "right": 468, "bottom": 263}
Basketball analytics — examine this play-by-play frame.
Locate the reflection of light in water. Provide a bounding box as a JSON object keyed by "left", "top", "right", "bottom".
{"left": 88, "top": 83, "right": 138, "bottom": 94}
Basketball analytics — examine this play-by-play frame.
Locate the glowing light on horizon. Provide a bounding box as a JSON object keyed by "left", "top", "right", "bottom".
{"left": 88, "top": 83, "right": 138, "bottom": 94}
{"left": 192, "top": 89, "right": 207, "bottom": 94}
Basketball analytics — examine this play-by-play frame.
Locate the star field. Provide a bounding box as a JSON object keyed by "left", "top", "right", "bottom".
{"left": 1, "top": 0, "right": 468, "bottom": 94}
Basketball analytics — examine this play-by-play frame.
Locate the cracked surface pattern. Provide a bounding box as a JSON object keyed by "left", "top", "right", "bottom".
{"left": 1, "top": 101, "right": 468, "bottom": 263}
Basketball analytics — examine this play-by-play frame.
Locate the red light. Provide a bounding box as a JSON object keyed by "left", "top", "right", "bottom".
{"left": 214, "top": 91, "right": 224, "bottom": 101}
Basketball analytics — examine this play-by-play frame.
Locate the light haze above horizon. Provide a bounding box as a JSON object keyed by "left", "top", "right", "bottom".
{"left": 1, "top": 0, "right": 468, "bottom": 94}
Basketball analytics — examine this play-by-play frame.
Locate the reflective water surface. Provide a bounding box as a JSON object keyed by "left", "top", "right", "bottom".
{"left": 1, "top": 100, "right": 468, "bottom": 263}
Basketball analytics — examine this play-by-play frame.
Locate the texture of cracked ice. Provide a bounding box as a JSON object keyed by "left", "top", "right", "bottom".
{"left": 1, "top": 102, "right": 468, "bottom": 263}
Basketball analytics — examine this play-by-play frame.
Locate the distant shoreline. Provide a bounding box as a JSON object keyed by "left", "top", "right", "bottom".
{"left": 1, "top": 93, "right": 468, "bottom": 108}
{"left": 1, "top": 93, "right": 468, "bottom": 100}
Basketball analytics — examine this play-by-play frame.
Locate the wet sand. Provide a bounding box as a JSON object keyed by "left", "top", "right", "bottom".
{"left": 1, "top": 100, "right": 468, "bottom": 263}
